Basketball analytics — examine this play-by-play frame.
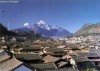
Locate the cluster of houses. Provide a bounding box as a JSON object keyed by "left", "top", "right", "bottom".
{"left": 61, "top": 36, "right": 94, "bottom": 44}
{"left": 0, "top": 36, "right": 100, "bottom": 71}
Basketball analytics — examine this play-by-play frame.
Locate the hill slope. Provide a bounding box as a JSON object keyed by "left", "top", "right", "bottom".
{"left": 74, "top": 23, "right": 100, "bottom": 36}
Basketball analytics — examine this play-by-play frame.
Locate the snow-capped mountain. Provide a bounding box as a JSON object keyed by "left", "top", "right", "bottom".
{"left": 13, "top": 20, "right": 72, "bottom": 38}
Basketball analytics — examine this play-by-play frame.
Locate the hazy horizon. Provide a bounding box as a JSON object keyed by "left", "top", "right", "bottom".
{"left": 0, "top": 0, "right": 100, "bottom": 33}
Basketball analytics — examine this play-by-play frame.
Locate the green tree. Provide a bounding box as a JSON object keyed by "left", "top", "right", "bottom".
{"left": 0, "top": 23, "right": 8, "bottom": 35}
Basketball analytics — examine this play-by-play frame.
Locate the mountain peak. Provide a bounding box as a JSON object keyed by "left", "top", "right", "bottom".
{"left": 83, "top": 23, "right": 93, "bottom": 27}
{"left": 37, "top": 20, "right": 47, "bottom": 25}
{"left": 14, "top": 20, "right": 72, "bottom": 38}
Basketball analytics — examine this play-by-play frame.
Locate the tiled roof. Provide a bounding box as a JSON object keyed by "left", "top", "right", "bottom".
{"left": 90, "top": 49, "right": 100, "bottom": 54}
{"left": 45, "top": 48, "right": 64, "bottom": 52}
{"left": 43, "top": 55, "right": 61, "bottom": 63}
{"left": 39, "top": 67, "right": 78, "bottom": 71}
{"left": 14, "top": 54, "right": 42, "bottom": 60}
{"left": 77, "top": 52, "right": 100, "bottom": 57}
{"left": 0, "top": 58, "right": 22, "bottom": 71}
{"left": 72, "top": 56, "right": 89, "bottom": 62}
{"left": 0, "top": 49, "right": 4, "bottom": 53}
{"left": 66, "top": 44, "right": 80, "bottom": 50}
{"left": 0, "top": 52, "right": 10, "bottom": 63}
{"left": 30, "top": 63, "right": 58, "bottom": 69}
{"left": 20, "top": 47, "right": 41, "bottom": 51}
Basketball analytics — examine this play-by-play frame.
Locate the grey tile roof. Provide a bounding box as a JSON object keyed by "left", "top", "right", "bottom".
{"left": 0, "top": 58, "right": 22, "bottom": 71}
{"left": 0, "top": 49, "right": 4, "bottom": 53}
{"left": 77, "top": 52, "right": 100, "bottom": 57}
{"left": 21, "top": 47, "right": 42, "bottom": 51}
{"left": 14, "top": 54, "right": 42, "bottom": 60}
{"left": 66, "top": 44, "right": 80, "bottom": 50}
{"left": 72, "top": 56, "right": 89, "bottom": 62}
{"left": 43, "top": 55, "right": 61, "bottom": 63}
{"left": 45, "top": 48, "right": 64, "bottom": 52}
{"left": 0, "top": 52, "right": 10, "bottom": 63}
{"left": 39, "top": 67, "right": 79, "bottom": 71}
{"left": 90, "top": 49, "right": 100, "bottom": 54}
{"left": 30, "top": 63, "right": 58, "bottom": 69}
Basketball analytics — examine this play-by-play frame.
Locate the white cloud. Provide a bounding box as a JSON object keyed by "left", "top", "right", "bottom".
{"left": 24, "top": 23, "right": 29, "bottom": 27}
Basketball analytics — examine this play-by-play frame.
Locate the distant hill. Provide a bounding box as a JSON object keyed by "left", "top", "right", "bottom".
{"left": 0, "top": 23, "right": 17, "bottom": 36}
{"left": 74, "top": 23, "right": 100, "bottom": 36}
{"left": 0, "top": 23, "right": 41, "bottom": 38}
{"left": 13, "top": 20, "right": 72, "bottom": 38}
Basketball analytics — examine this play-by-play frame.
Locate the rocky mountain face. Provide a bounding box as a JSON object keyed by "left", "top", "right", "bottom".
{"left": 13, "top": 20, "right": 72, "bottom": 38}
{"left": 74, "top": 23, "right": 100, "bottom": 36}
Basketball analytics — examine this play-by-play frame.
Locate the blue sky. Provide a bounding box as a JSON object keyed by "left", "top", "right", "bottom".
{"left": 0, "top": 0, "right": 100, "bottom": 33}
